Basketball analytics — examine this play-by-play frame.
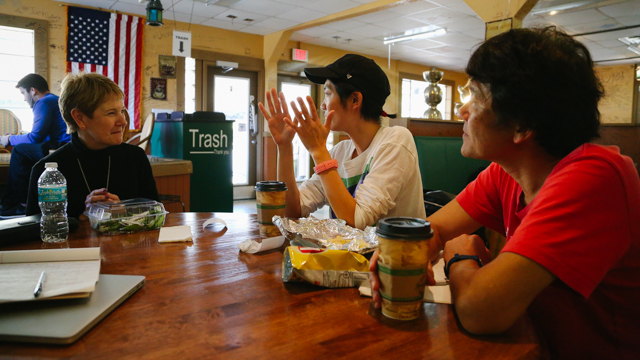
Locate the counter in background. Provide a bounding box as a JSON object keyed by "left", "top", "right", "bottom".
{"left": 149, "top": 156, "right": 192, "bottom": 213}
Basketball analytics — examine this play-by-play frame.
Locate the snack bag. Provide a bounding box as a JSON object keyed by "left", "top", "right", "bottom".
{"left": 281, "top": 246, "right": 369, "bottom": 288}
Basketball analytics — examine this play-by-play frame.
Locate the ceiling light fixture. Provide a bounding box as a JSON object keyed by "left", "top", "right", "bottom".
{"left": 619, "top": 36, "right": 640, "bottom": 55}
{"left": 145, "top": 0, "right": 164, "bottom": 26}
{"left": 383, "top": 26, "right": 446, "bottom": 45}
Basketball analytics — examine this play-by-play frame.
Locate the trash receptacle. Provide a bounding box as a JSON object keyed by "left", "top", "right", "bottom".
{"left": 150, "top": 111, "right": 234, "bottom": 212}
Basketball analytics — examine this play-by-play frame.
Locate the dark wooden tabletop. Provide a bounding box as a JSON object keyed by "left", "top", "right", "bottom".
{"left": 0, "top": 213, "right": 540, "bottom": 359}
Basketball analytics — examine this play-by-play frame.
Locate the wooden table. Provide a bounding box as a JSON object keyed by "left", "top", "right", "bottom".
{"left": 0, "top": 213, "right": 540, "bottom": 359}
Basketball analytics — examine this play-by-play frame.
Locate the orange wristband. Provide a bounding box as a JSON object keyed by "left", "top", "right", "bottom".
{"left": 313, "top": 159, "right": 338, "bottom": 174}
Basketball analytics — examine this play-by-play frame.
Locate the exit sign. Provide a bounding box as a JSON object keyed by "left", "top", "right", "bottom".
{"left": 292, "top": 48, "right": 308, "bottom": 62}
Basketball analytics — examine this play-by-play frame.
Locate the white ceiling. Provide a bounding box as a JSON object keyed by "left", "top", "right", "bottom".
{"left": 55, "top": 0, "right": 640, "bottom": 72}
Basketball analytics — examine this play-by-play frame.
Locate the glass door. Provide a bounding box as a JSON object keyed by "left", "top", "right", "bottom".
{"left": 207, "top": 67, "right": 258, "bottom": 196}
{"left": 278, "top": 76, "right": 318, "bottom": 182}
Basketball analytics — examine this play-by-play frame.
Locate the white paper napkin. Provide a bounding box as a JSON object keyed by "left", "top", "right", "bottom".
{"left": 158, "top": 226, "right": 193, "bottom": 243}
{"left": 238, "top": 236, "right": 286, "bottom": 253}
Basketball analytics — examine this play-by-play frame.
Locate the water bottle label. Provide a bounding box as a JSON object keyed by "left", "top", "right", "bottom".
{"left": 38, "top": 186, "right": 67, "bottom": 202}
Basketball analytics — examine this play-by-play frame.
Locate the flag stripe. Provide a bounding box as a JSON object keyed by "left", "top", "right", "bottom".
{"left": 66, "top": 7, "right": 143, "bottom": 130}
{"left": 134, "top": 19, "right": 143, "bottom": 129}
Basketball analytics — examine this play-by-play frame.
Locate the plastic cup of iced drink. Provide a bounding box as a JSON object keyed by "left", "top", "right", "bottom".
{"left": 375, "top": 217, "right": 433, "bottom": 320}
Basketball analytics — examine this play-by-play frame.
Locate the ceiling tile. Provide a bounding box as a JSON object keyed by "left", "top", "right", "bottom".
{"left": 277, "top": 8, "right": 329, "bottom": 23}
{"left": 378, "top": 16, "right": 437, "bottom": 32}
{"left": 561, "top": 19, "right": 622, "bottom": 35}
{"left": 583, "top": 27, "right": 640, "bottom": 42}
{"left": 110, "top": 2, "right": 147, "bottom": 16}
{"left": 114, "top": 0, "right": 140, "bottom": 4}
{"left": 352, "top": 10, "right": 401, "bottom": 24}
{"left": 461, "top": 28, "right": 485, "bottom": 40}
{"left": 273, "top": 0, "right": 315, "bottom": 5}
{"left": 406, "top": 6, "right": 469, "bottom": 25}
{"left": 541, "top": 9, "right": 610, "bottom": 27}
{"left": 433, "top": 32, "right": 480, "bottom": 48}
{"left": 616, "top": 14, "right": 640, "bottom": 26}
{"left": 443, "top": 16, "right": 484, "bottom": 32}
{"left": 389, "top": 1, "right": 441, "bottom": 15}
{"left": 343, "top": 24, "right": 395, "bottom": 38}
{"left": 598, "top": 1, "right": 640, "bottom": 18}
{"left": 200, "top": 18, "right": 248, "bottom": 31}
{"left": 320, "top": 19, "right": 369, "bottom": 32}
{"left": 163, "top": 11, "right": 208, "bottom": 24}
{"left": 318, "top": 31, "right": 366, "bottom": 42}
{"left": 302, "top": 0, "right": 361, "bottom": 13}
{"left": 169, "top": 1, "right": 227, "bottom": 18}
{"left": 597, "top": 38, "right": 629, "bottom": 48}
{"left": 252, "top": 17, "right": 299, "bottom": 30}
{"left": 231, "top": 0, "right": 297, "bottom": 17}
{"left": 213, "top": 9, "right": 269, "bottom": 23}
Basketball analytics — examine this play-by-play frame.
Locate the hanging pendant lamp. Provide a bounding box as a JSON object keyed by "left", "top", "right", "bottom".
{"left": 146, "top": 0, "right": 164, "bottom": 26}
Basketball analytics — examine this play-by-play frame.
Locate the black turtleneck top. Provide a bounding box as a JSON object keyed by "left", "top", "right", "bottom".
{"left": 26, "top": 132, "right": 159, "bottom": 218}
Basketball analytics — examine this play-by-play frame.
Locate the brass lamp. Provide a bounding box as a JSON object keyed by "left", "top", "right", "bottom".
{"left": 146, "top": 0, "right": 164, "bottom": 26}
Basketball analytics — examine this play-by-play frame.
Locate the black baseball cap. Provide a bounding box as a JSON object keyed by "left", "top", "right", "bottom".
{"left": 304, "top": 54, "right": 390, "bottom": 114}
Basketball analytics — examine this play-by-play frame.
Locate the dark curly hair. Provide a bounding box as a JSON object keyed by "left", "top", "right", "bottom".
{"left": 466, "top": 26, "right": 604, "bottom": 158}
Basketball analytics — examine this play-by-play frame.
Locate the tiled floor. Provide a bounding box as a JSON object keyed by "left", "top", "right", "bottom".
{"left": 233, "top": 199, "right": 330, "bottom": 219}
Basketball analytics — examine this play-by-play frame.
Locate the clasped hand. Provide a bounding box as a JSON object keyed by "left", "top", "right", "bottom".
{"left": 259, "top": 88, "right": 334, "bottom": 157}
{"left": 85, "top": 188, "right": 120, "bottom": 211}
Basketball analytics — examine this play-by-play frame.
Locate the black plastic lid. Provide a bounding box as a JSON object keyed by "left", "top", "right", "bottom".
{"left": 376, "top": 217, "right": 433, "bottom": 240}
{"left": 255, "top": 181, "right": 287, "bottom": 192}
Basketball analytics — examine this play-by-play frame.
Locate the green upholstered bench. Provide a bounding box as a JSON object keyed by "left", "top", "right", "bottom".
{"left": 414, "top": 136, "right": 491, "bottom": 194}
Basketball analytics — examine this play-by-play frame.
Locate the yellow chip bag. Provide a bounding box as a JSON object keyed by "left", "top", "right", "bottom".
{"left": 281, "top": 246, "right": 370, "bottom": 288}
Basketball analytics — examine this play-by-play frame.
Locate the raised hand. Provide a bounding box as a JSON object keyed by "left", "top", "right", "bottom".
{"left": 258, "top": 88, "right": 298, "bottom": 146}
{"left": 286, "top": 95, "right": 334, "bottom": 159}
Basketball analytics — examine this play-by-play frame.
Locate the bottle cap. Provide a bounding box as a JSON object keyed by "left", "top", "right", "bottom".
{"left": 376, "top": 217, "right": 433, "bottom": 240}
{"left": 255, "top": 181, "right": 287, "bottom": 192}
{"left": 45, "top": 162, "right": 58, "bottom": 168}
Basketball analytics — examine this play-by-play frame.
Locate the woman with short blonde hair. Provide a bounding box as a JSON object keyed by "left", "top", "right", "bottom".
{"left": 25, "top": 72, "right": 159, "bottom": 218}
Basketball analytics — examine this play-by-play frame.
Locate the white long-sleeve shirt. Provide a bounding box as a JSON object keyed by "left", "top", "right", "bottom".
{"left": 299, "top": 126, "right": 426, "bottom": 229}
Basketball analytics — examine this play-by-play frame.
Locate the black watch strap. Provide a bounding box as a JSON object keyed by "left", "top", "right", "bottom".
{"left": 444, "top": 253, "right": 483, "bottom": 279}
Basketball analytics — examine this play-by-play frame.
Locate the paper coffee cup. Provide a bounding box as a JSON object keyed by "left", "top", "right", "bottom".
{"left": 376, "top": 217, "right": 433, "bottom": 320}
{"left": 255, "top": 181, "right": 287, "bottom": 238}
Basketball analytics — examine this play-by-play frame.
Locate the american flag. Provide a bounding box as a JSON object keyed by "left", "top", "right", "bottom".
{"left": 66, "top": 6, "right": 143, "bottom": 130}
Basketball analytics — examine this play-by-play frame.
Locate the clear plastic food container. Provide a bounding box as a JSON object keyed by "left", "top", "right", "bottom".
{"left": 85, "top": 198, "right": 168, "bottom": 235}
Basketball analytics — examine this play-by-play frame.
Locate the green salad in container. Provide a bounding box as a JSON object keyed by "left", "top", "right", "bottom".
{"left": 85, "top": 198, "right": 168, "bottom": 235}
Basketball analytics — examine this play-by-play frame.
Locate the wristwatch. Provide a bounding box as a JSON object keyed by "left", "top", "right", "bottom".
{"left": 313, "top": 159, "right": 338, "bottom": 174}
{"left": 444, "top": 253, "right": 483, "bottom": 279}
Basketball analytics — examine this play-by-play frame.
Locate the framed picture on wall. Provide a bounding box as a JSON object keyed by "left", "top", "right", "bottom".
{"left": 151, "top": 78, "right": 167, "bottom": 100}
{"left": 159, "top": 55, "right": 177, "bottom": 78}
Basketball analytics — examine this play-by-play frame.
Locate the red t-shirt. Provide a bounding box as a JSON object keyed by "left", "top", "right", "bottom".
{"left": 457, "top": 144, "right": 640, "bottom": 359}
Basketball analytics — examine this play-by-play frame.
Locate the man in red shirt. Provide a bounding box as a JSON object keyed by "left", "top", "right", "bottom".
{"left": 370, "top": 27, "right": 640, "bottom": 359}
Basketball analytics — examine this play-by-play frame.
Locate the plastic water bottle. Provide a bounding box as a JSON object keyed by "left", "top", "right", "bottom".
{"left": 38, "top": 162, "right": 69, "bottom": 243}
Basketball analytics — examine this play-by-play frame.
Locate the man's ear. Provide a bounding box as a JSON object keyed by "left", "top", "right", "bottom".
{"left": 350, "top": 92, "right": 363, "bottom": 110}
{"left": 513, "top": 127, "right": 533, "bottom": 144}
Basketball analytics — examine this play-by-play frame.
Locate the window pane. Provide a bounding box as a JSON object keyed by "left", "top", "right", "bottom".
{"left": 400, "top": 78, "right": 451, "bottom": 120}
{"left": 185, "top": 57, "right": 195, "bottom": 114}
{"left": 0, "top": 26, "right": 34, "bottom": 131}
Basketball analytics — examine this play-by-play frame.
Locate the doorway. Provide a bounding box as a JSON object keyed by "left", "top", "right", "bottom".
{"left": 278, "top": 75, "right": 318, "bottom": 182}
{"left": 207, "top": 67, "right": 258, "bottom": 199}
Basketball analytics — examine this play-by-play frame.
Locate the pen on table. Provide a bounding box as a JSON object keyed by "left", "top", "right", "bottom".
{"left": 34, "top": 271, "right": 46, "bottom": 298}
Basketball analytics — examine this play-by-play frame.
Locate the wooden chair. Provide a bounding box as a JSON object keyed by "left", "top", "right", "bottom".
{"left": 0, "top": 109, "right": 22, "bottom": 166}
{"left": 126, "top": 113, "right": 155, "bottom": 152}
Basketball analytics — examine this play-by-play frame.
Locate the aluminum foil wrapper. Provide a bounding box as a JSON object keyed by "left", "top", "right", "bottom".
{"left": 272, "top": 216, "right": 378, "bottom": 254}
